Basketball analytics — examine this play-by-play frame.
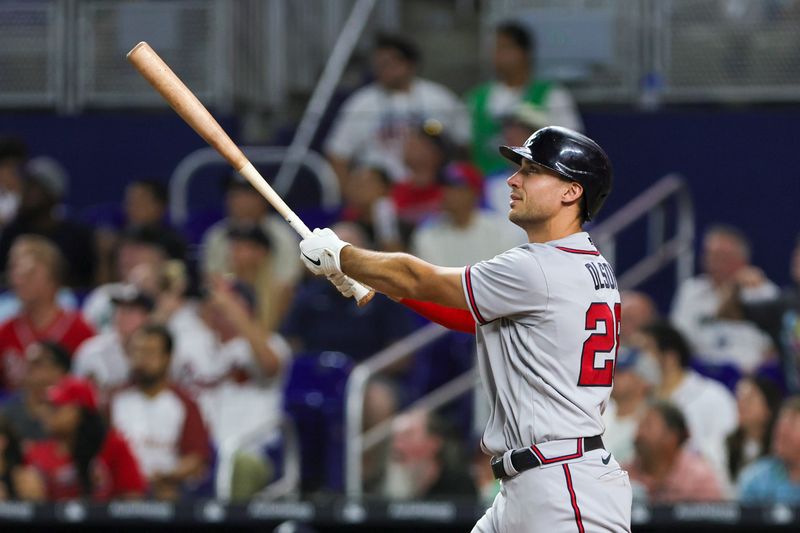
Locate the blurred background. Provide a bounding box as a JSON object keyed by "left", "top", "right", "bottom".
{"left": 1, "top": 0, "right": 800, "bottom": 531}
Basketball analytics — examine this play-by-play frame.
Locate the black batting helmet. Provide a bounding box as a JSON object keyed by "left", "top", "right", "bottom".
{"left": 499, "top": 126, "right": 613, "bottom": 221}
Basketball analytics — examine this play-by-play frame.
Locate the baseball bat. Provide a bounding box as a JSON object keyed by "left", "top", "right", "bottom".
{"left": 126, "top": 41, "right": 374, "bottom": 307}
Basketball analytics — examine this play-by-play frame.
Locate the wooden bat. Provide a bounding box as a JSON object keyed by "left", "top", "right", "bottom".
{"left": 127, "top": 41, "right": 373, "bottom": 306}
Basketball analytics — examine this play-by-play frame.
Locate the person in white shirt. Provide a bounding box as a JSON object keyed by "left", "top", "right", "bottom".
{"left": 325, "top": 33, "right": 469, "bottom": 183}
{"left": 73, "top": 284, "right": 153, "bottom": 394}
{"left": 671, "top": 224, "right": 778, "bottom": 372}
{"left": 411, "top": 161, "right": 524, "bottom": 267}
{"left": 639, "top": 320, "right": 738, "bottom": 493}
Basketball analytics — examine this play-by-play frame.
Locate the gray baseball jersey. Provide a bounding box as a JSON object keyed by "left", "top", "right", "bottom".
{"left": 461, "top": 231, "right": 620, "bottom": 456}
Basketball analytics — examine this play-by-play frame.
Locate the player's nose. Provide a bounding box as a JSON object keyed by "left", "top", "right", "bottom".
{"left": 507, "top": 171, "right": 521, "bottom": 188}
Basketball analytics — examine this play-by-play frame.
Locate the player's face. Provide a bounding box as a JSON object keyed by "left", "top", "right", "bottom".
{"left": 506, "top": 160, "right": 575, "bottom": 228}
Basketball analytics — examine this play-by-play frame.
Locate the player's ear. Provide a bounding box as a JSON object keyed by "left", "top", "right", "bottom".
{"left": 562, "top": 181, "right": 584, "bottom": 204}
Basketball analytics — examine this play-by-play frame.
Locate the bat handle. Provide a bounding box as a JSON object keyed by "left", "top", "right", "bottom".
{"left": 351, "top": 281, "right": 375, "bottom": 307}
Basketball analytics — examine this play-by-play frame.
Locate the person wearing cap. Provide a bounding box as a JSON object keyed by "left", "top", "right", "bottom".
{"left": 466, "top": 22, "right": 583, "bottom": 176}
{"left": 24, "top": 376, "right": 146, "bottom": 501}
{"left": 0, "top": 236, "right": 94, "bottom": 390}
{"left": 0, "top": 156, "right": 96, "bottom": 288}
{"left": 82, "top": 225, "right": 170, "bottom": 331}
{"left": 109, "top": 324, "right": 211, "bottom": 501}
{"left": 325, "top": 33, "right": 469, "bottom": 184}
{"left": 73, "top": 284, "right": 154, "bottom": 394}
{"left": 0, "top": 341, "right": 71, "bottom": 444}
{"left": 411, "top": 161, "right": 523, "bottom": 268}
{"left": 200, "top": 172, "right": 302, "bottom": 326}
{"left": 602, "top": 349, "right": 660, "bottom": 466}
{"left": 390, "top": 121, "right": 450, "bottom": 227}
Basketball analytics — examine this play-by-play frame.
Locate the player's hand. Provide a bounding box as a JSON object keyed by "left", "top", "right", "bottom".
{"left": 299, "top": 227, "right": 350, "bottom": 276}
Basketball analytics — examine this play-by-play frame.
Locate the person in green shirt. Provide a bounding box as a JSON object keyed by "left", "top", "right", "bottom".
{"left": 466, "top": 22, "right": 583, "bottom": 176}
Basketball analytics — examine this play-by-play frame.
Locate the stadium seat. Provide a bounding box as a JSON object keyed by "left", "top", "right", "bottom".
{"left": 282, "top": 351, "right": 354, "bottom": 493}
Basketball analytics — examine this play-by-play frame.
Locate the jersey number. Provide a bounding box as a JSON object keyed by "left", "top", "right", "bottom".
{"left": 577, "top": 302, "right": 621, "bottom": 387}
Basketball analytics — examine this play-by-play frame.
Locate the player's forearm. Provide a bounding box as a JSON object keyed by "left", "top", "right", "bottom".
{"left": 340, "top": 246, "right": 440, "bottom": 301}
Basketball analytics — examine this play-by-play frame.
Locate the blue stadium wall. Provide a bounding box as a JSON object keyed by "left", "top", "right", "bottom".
{"left": 1, "top": 108, "right": 798, "bottom": 311}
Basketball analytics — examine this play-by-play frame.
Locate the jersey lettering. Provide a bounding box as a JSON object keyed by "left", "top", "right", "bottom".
{"left": 577, "top": 302, "right": 621, "bottom": 387}
{"left": 584, "top": 262, "right": 618, "bottom": 290}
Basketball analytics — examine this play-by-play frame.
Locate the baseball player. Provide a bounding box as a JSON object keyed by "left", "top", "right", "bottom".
{"left": 301, "top": 126, "right": 632, "bottom": 532}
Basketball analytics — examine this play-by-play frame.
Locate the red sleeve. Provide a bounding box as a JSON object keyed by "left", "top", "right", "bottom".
{"left": 102, "top": 431, "right": 147, "bottom": 497}
{"left": 175, "top": 388, "right": 211, "bottom": 462}
{"left": 399, "top": 298, "right": 476, "bottom": 334}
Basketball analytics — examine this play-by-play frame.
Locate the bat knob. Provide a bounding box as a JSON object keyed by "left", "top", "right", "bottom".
{"left": 356, "top": 289, "right": 376, "bottom": 308}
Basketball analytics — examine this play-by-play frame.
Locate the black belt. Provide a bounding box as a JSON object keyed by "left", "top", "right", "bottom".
{"left": 491, "top": 435, "right": 605, "bottom": 480}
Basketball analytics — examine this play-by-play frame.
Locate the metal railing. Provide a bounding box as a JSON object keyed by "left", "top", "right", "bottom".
{"left": 592, "top": 173, "right": 695, "bottom": 289}
{"left": 215, "top": 414, "right": 301, "bottom": 500}
{"left": 271, "top": 0, "right": 377, "bottom": 195}
{"left": 168, "top": 146, "right": 341, "bottom": 227}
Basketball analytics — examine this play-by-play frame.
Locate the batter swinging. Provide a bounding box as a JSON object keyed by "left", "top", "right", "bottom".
{"left": 300, "top": 126, "right": 632, "bottom": 532}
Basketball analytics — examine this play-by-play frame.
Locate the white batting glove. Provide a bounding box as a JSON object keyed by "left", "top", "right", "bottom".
{"left": 327, "top": 271, "right": 357, "bottom": 299}
{"left": 299, "top": 228, "right": 350, "bottom": 276}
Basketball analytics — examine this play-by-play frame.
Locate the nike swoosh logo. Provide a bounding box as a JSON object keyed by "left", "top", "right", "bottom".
{"left": 602, "top": 453, "right": 612, "bottom": 465}
{"left": 302, "top": 253, "right": 321, "bottom": 266}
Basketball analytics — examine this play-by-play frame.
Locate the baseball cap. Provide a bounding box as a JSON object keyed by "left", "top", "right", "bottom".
{"left": 110, "top": 283, "right": 155, "bottom": 311}
{"left": 24, "top": 156, "right": 68, "bottom": 199}
{"left": 615, "top": 348, "right": 660, "bottom": 386}
{"left": 228, "top": 224, "right": 272, "bottom": 250}
{"left": 440, "top": 161, "right": 483, "bottom": 195}
{"left": 47, "top": 376, "right": 99, "bottom": 412}
{"left": 26, "top": 341, "right": 72, "bottom": 373}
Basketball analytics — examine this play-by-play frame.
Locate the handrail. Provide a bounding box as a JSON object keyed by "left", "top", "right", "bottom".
{"left": 168, "top": 146, "right": 341, "bottom": 227}
{"left": 344, "top": 323, "right": 448, "bottom": 496}
{"left": 592, "top": 173, "right": 694, "bottom": 289}
{"left": 271, "top": 0, "right": 377, "bottom": 195}
{"left": 215, "top": 414, "right": 301, "bottom": 501}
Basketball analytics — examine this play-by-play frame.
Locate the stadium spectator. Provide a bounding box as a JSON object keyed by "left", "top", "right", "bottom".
{"left": 149, "top": 260, "right": 218, "bottom": 392}
{"left": 381, "top": 409, "right": 475, "bottom": 500}
{"left": 671, "top": 224, "right": 778, "bottom": 371}
{"left": 200, "top": 173, "right": 301, "bottom": 323}
{"left": 197, "top": 276, "right": 291, "bottom": 445}
{"left": 626, "top": 401, "right": 723, "bottom": 503}
{"left": 96, "top": 179, "right": 185, "bottom": 286}
{"left": 26, "top": 376, "right": 146, "bottom": 501}
{"left": 0, "top": 415, "right": 44, "bottom": 501}
{"left": 82, "top": 226, "right": 168, "bottom": 331}
{"left": 391, "top": 121, "right": 449, "bottom": 226}
{"left": 603, "top": 350, "right": 659, "bottom": 466}
{"left": 73, "top": 284, "right": 154, "bottom": 394}
{"left": 110, "top": 325, "right": 210, "bottom": 501}
{"left": 226, "top": 224, "right": 286, "bottom": 331}
{"left": 719, "top": 233, "right": 800, "bottom": 392}
{"left": 466, "top": 22, "right": 583, "bottom": 176}
{"left": 0, "top": 341, "right": 70, "bottom": 443}
{"left": 410, "top": 161, "right": 522, "bottom": 267}
{"left": 0, "top": 157, "right": 96, "bottom": 287}
{"left": 0, "top": 236, "right": 94, "bottom": 390}
{"left": 639, "top": 321, "right": 737, "bottom": 490}
{"left": 726, "top": 376, "right": 783, "bottom": 484}
{"left": 325, "top": 33, "right": 469, "bottom": 183}
{"left": 739, "top": 396, "right": 800, "bottom": 503}
{"left": 0, "top": 136, "right": 27, "bottom": 228}
{"left": 619, "top": 290, "right": 659, "bottom": 355}
{"left": 339, "top": 165, "right": 404, "bottom": 251}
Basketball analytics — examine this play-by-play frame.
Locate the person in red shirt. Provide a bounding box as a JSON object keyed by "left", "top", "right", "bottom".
{"left": 0, "top": 236, "right": 94, "bottom": 390}
{"left": 25, "top": 376, "right": 146, "bottom": 501}
{"left": 391, "top": 121, "right": 451, "bottom": 226}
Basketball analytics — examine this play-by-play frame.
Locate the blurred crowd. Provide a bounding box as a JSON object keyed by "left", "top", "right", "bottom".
{"left": 0, "top": 22, "right": 799, "bottom": 507}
